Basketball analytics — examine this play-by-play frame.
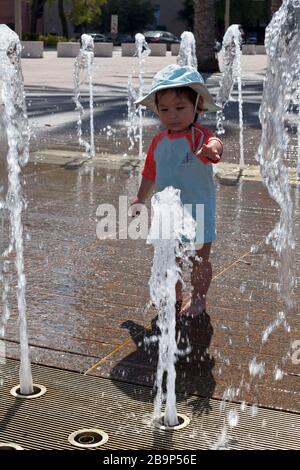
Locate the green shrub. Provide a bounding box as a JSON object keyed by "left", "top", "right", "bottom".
{"left": 22, "top": 32, "right": 39, "bottom": 41}
{"left": 38, "top": 34, "right": 69, "bottom": 47}
{"left": 21, "top": 33, "right": 70, "bottom": 46}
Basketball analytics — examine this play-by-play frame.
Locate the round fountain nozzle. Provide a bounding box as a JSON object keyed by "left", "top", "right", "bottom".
{"left": 10, "top": 384, "right": 47, "bottom": 399}
{"left": 68, "top": 428, "right": 108, "bottom": 449}
{"left": 0, "top": 443, "right": 23, "bottom": 450}
{"left": 155, "top": 413, "right": 190, "bottom": 431}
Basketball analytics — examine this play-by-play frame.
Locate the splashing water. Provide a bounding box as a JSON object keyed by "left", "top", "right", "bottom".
{"left": 239, "top": 2, "right": 300, "bottom": 431}
{"left": 127, "top": 34, "right": 150, "bottom": 157}
{"left": 274, "top": 365, "right": 284, "bottom": 381}
{"left": 0, "top": 25, "right": 33, "bottom": 394}
{"left": 0, "top": 260, "right": 10, "bottom": 386}
{"left": 133, "top": 34, "right": 151, "bottom": 159}
{"left": 210, "top": 426, "right": 231, "bottom": 450}
{"left": 217, "top": 25, "right": 244, "bottom": 170}
{"left": 249, "top": 357, "right": 265, "bottom": 378}
{"left": 73, "top": 34, "right": 95, "bottom": 159}
{"left": 256, "top": 0, "right": 299, "bottom": 307}
{"left": 147, "top": 187, "right": 195, "bottom": 427}
{"left": 261, "top": 311, "right": 290, "bottom": 343}
{"left": 177, "top": 31, "right": 198, "bottom": 69}
{"left": 127, "top": 75, "right": 138, "bottom": 150}
{"left": 227, "top": 409, "right": 239, "bottom": 428}
{"left": 298, "top": 91, "right": 300, "bottom": 176}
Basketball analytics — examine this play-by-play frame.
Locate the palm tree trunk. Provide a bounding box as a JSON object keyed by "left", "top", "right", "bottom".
{"left": 30, "top": 0, "right": 45, "bottom": 34}
{"left": 270, "top": 0, "right": 283, "bottom": 15}
{"left": 31, "top": 0, "right": 49, "bottom": 34}
{"left": 58, "top": 0, "right": 69, "bottom": 38}
{"left": 15, "top": 0, "right": 22, "bottom": 37}
{"left": 193, "top": 0, "right": 219, "bottom": 73}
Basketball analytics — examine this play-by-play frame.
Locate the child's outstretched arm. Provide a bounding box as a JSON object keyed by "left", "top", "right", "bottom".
{"left": 130, "top": 177, "right": 155, "bottom": 217}
{"left": 197, "top": 137, "right": 223, "bottom": 164}
{"left": 130, "top": 137, "right": 156, "bottom": 216}
{"left": 132, "top": 177, "right": 155, "bottom": 204}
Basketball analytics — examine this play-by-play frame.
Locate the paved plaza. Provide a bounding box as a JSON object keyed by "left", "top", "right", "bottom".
{"left": 0, "top": 50, "right": 300, "bottom": 450}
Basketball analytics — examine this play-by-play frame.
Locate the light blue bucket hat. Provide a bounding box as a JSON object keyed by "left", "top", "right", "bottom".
{"left": 135, "top": 64, "right": 220, "bottom": 114}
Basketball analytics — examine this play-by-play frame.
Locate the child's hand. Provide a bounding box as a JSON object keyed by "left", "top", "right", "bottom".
{"left": 196, "top": 143, "right": 221, "bottom": 164}
{"left": 129, "top": 198, "right": 145, "bottom": 218}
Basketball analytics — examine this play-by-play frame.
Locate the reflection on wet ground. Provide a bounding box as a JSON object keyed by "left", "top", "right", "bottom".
{"left": 1, "top": 146, "right": 300, "bottom": 414}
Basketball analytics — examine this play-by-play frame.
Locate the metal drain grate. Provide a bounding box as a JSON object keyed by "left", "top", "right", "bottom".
{"left": 0, "top": 359, "right": 299, "bottom": 450}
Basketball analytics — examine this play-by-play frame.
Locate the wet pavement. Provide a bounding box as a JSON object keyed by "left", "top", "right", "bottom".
{"left": 1, "top": 155, "right": 300, "bottom": 414}
{"left": 1, "top": 51, "right": 300, "bottom": 444}
{"left": 22, "top": 51, "right": 273, "bottom": 168}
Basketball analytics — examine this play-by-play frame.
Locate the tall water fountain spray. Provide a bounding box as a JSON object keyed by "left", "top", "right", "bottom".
{"left": 216, "top": 25, "right": 244, "bottom": 171}
{"left": 298, "top": 87, "right": 300, "bottom": 176}
{"left": 0, "top": 25, "right": 33, "bottom": 394}
{"left": 177, "top": 31, "right": 198, "bottom": 69}
{"left": 298, "top": 98, "right": 300, "bottom": 176}
{"left": 256, "top": 0, "right": 299, "bottom": 307}
{"left": 127, "top": 75, "right": 138, "bottom": 151}
{"left": 73, "top": 34, "right": 95, "bottom": 160}
{"left": 147, "top": 187, "right": 195, "bottom": 427}
{"left": 127, "top": 34, "right": 151, "bottom": 159}
{"left": 295, "top": 47, "right": 300, "bottom": 178}
{"left": 222, "top": 2, "right": 300, "bottom": 438}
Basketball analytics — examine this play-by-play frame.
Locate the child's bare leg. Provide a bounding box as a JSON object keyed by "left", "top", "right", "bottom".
{"left": 175, "top": 253, "right": 183, "bottom": 315}
{"left": 175, "top": 255, "right": 183, "bottom": 302}
{"left": 181, "top": 242, "right": 212, "bottom": 317}
{"left": 175, "top": 279, "right": 183, "bottom": 302}
{"left": 175, "top": 257, "right": 183, "bottom": 314}
{"left": 191, "top": 242, "right": 212, "bottom": 311}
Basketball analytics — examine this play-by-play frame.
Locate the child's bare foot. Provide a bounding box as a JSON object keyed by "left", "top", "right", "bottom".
{"left": 178, "top": 298, "right": 206, "bottom": 319}
{"left": 175, "top": 300, "right": 183, "bottom": 316}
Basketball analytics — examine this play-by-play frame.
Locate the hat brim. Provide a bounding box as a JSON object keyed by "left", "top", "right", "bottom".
{"left": 135, "top": 81, "right": 221, "bottom": 114}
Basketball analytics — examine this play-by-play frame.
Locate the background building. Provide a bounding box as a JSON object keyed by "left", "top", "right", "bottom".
{"left": 0, "top": 0, "right": 283, "bottom": 40}
{"left": 149, "top": 0, "right": 186, "bottom": 35}
{"left": 270, "top": 0, "right": 283, "bottom": 14}
{"left": 43, "top": 0, "right": 75, "bottom": 37}
{"left": 0, "top": 0, "right": 41, "bottom": 34}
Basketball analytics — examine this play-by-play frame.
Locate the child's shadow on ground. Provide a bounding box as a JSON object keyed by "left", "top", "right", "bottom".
{"left": 110, "top": 312, "right": 216, "bottom": 418}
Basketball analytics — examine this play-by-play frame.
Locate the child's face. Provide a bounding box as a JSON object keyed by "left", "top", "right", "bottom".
{"left": 156, "top": 89, "right": 197, "bottom": 133}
